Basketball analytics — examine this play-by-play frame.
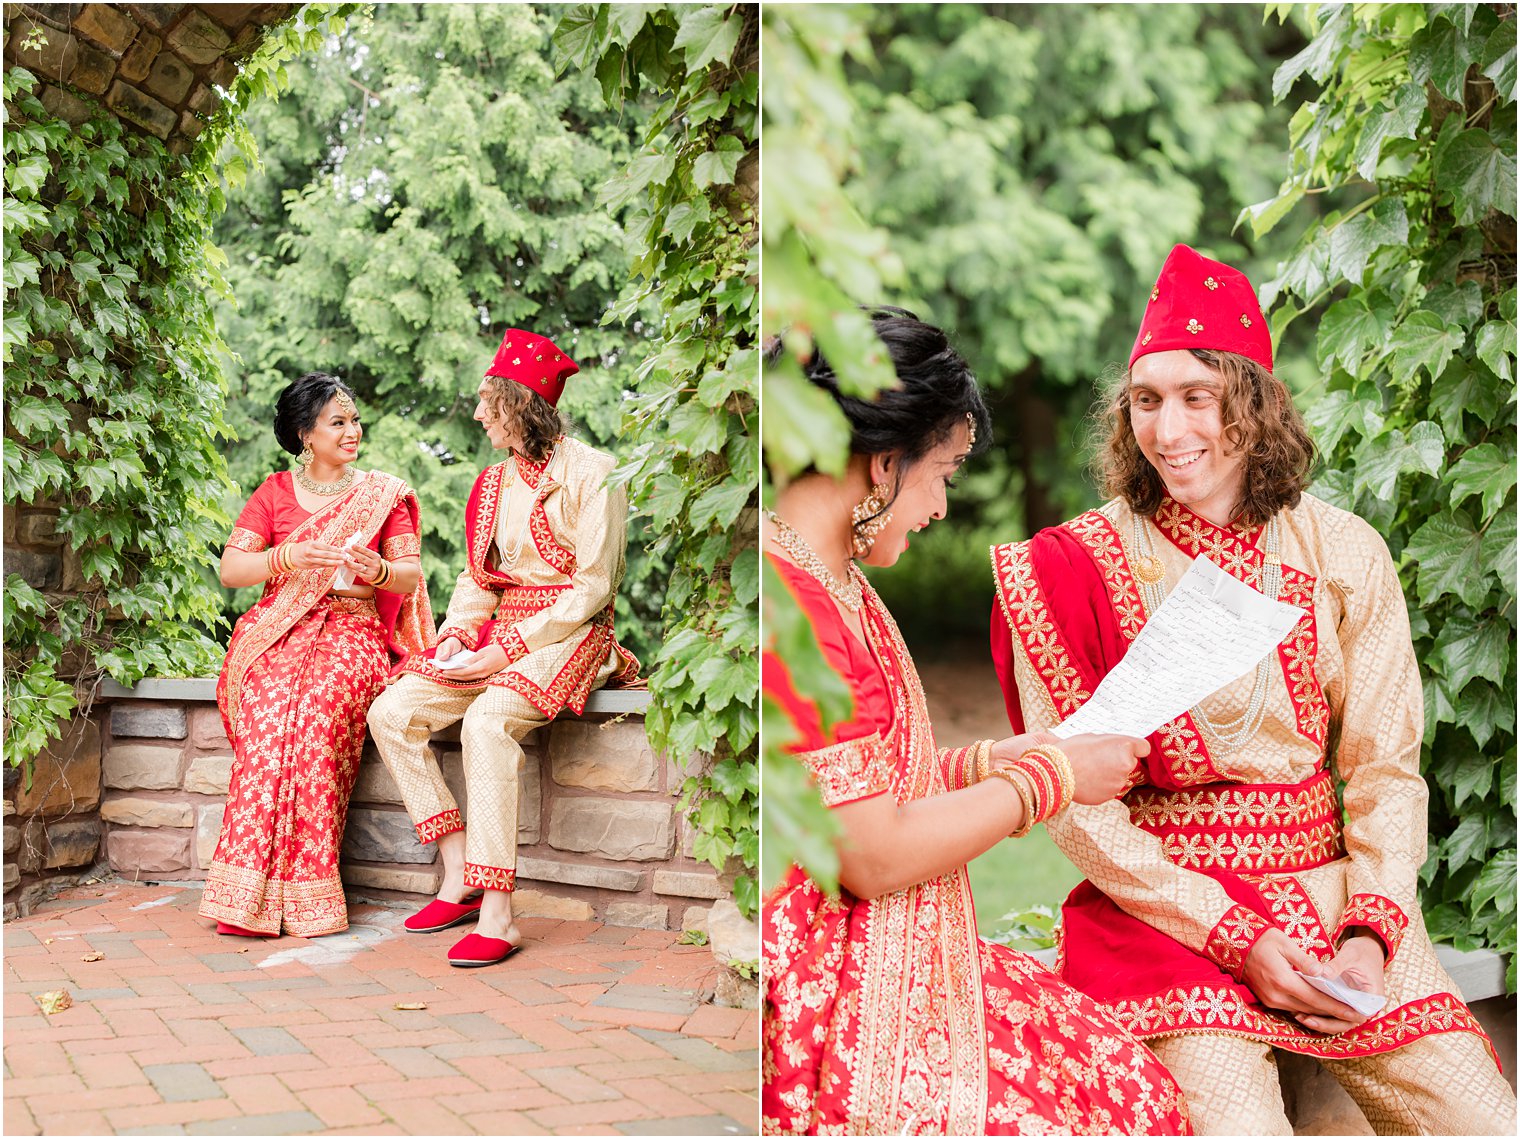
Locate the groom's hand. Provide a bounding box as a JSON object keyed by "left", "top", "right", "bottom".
{"left": 434, "top": 636, "right": 465, "bottom": 662}
{"left": 448, "top": 643, "right": 508, "bottom": 680}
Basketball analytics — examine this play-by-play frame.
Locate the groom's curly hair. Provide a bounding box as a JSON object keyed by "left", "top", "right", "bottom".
{"left": 1096, "top": 349, "right": 1317, "bottom": 529}
{"left": 482, "top": 377, "right": 565, "bottom": 462}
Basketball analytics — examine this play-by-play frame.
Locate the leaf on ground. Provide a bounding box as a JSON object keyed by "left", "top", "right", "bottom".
{"left": 80, "top": 952, "right": 104, "bottom": 963}
{"left": 394, "top": 1002, "right": 429, "bottom": 1011}
{"left": 36, "top": 990, "right": 72, "bottom": 1015}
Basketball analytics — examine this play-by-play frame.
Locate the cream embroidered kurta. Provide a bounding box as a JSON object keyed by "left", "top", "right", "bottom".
{"left": 990, "top": 493, "right": 1496, "bottom": 1060}
{"left": 402, "top": 436, "right": 638, "bottom": 717}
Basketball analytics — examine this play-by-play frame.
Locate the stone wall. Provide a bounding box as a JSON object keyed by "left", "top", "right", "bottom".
{"left": 4, "top": 680, "right": 740, "bottom": 938}
{"left": 3, "top": 3, "right": 298, "bottom": 153}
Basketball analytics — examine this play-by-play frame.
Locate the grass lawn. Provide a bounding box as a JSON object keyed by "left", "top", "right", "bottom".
{"left": 967, "top": 823, "right": 1084, "bottom": 935}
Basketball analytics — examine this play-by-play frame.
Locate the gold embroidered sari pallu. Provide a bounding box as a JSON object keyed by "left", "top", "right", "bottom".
{"left": 203, "top": 471, "right": 432, "bottom": 936}
{"left": 993, "top": 494, "right": 1497, "bottom": 1064}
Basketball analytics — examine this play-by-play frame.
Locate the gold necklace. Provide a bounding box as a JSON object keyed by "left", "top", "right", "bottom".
{"left": 295, "top": 464, "right": 356, "bottom": 496}
{"left": 1131, "top": 511, "right": 1281, "bottom": 753}
{"left": 765, "top": 511, "right": 863, "bottom": 612}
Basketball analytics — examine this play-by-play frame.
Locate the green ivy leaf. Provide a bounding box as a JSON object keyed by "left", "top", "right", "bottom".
{"left": 1349, "top": 421, "right": 1444, "bottom": 501}
{"left": 1442, "top": 814, "right": 1490, "bottom": 875}
{"left": 1485, "top": 511, "right": 1517, "bottom": 598}
{"left": 1409, "top": 15, "right": 1473, "bottom": 104}
{"left": 1475, "top": 319, "right": 1516, "bottom": 384}
{"left": 730, "top": 547, "right": 758, "bottom": 604}
{"left": 1328, "top": 197, "right": 1408, "bottom": 284}
{"left": 1434, "top": 129, "right": 1518, "bottom": 228}
{"left": 671, "top": 6, "right": 742, "bottom": 73}
{"left": 1389, "top": 313, "right": 1466, "bottom": 391}
{"left": 1480, "top": 15, "right": 1516, "bottom": 102}
{"left": 1447, "top": 751, "right": 1497, "bottom": 809}
{"left": 1473, "top": 850, "right": 1517, "bottom": 916}
{"left": 1433, "top": 614, "right": 1510, "bottom": 699}
{"left": 1429, "top": 358, "right": 1503, "bottom": 435}
{"left": 1405, "top": 509, "right": 1488, "bottom": 608}
{"left": 1352, "top": 82, "right": 1425, "bottom": 180}
{"left": 1446, "top": 443, "right": 1515, "bottom": 522}
{"left": 692, "top": 138, "right": 744, "bottom": 189}
{"left": 1316, "top": 293, "right": 1395, "bottom": 376}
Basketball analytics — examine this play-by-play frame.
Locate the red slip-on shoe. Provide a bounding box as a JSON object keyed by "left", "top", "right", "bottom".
{"left": 403, "top": 896, "right": 484, "bottom": 934}
{"left": 447, "top": 932, "right": 521, "bottom": 968}
{"left": 216, "top": 921, "right": 278, "bottom": 938}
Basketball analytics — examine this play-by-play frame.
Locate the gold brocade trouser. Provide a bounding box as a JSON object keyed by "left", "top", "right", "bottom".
{"left": 366, "top": 674, "right": 548, "bottom": 892}
{"left": 1150, "top": 1029, "right": 1517, "bottom": 1136}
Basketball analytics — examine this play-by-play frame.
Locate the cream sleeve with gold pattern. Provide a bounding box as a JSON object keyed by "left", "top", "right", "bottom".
{"left": 437, "top": 570, "right": 501, "bottom": 646}
{"left": 1008, "top": 626, "right": 1253, "bottom": 970}
{"left": 1324, "top": 515, "right": 1425, "bottom": 961}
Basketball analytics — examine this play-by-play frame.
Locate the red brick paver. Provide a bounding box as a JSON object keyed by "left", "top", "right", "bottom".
{"left": 4, "top": 883, "right": 759, "bottom": 1136}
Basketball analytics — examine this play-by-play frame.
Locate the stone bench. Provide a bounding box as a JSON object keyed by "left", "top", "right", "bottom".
{"left": 6, "top": 678, "right": 747, "bottom": 946}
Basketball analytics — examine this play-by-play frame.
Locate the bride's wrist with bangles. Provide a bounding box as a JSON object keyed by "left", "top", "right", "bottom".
{"left": 985, "top": 744, "right": 1074, "bottom": 838}
{"left": 366, "top": 559, "right": 394, "bottom": 590}
{"left": 266, "top": 544, "right": 294, "bottom": 577}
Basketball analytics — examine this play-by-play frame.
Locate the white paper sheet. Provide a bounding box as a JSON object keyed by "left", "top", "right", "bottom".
{"left": 329, "top": 530, "right": 367, "bottom": 590}
{"left": 1050, "top": 555, "right": 1304, "bottom": 741}
{"left": 1295, "top": 970, "right": 1386, "bottom": 1017}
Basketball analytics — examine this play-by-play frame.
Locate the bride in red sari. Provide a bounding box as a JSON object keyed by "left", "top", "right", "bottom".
{"left": 763, "top": 310, "right": 1192, "bottom": 1135}
{"left": 200, "top": 373, "right": 433, "bottom": 938}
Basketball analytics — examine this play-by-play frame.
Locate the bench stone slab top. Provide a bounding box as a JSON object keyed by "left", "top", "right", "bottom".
{"left": 100, "top": 677, "right": 652, "bottom": 715}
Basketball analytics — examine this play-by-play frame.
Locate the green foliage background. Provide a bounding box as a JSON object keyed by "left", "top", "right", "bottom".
{"left": 3, "top": 6, "right": 362, "bottom": 766}
{"left": 552, "top": 3, "right": 759, "bottom": 919}
{"left": 210, "top": 3, "right": 666, "bottom": 660}
{"left": 1247, "top": 2, "right": 1516, "bottom": 986}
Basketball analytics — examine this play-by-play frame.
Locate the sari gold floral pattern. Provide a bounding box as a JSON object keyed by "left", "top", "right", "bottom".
{"left": 764, "top": 565, "right": 1192, "bottom": 1136}
{"left": 994, "top": 493, "right": 1500, "bottom": 1067}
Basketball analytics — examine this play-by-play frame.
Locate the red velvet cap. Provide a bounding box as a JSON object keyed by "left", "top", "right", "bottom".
{"left": 1130, "top": 244, "right": 1272, "bottom": 372}
{"left": 484, "top": 329, "right": 578, "bottom": 407}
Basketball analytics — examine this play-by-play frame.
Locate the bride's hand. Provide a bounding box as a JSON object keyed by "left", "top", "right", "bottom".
{"left": 282, "top": 540, "right": 344, "bottom": 571}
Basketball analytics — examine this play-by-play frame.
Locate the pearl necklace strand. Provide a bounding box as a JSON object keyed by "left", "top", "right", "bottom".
{"left": 765, "top": 511, "right": 863, "bottom": 612}
{"left": 1132, "top": 512, "right": 1282, "bottom": 753}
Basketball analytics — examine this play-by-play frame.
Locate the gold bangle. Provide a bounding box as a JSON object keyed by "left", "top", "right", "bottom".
{"left": 371, "top": 559, "right": 391, "bottom": 589}
{"left": 986, "top": 767, "right": 1038, "bottom": 839}
{"left": 973, "top": 739, "right": 993, "bottom": 785}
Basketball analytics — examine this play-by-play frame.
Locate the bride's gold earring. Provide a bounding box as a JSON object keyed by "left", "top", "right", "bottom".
{"left": 297, "top": 442, "right": 314, "bottom": 467}
{"left": 850, "top": 482, "right": 892, "bottom": 559}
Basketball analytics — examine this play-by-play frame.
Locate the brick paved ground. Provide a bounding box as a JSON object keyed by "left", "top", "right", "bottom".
{"left": 3, "top": 882, "right": 758, "bottom": 1136}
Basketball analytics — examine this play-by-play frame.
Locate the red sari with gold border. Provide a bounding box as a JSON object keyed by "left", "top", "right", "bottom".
{"left": 200, "top": 470, "right": 433, "bottom": 936}
{"left": 764, "top": 557, "right": 1192, "bottom": 1136}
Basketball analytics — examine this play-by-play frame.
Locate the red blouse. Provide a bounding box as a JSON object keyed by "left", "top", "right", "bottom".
{"left": 226, "top": 472, "right": 418, "bottom": 560}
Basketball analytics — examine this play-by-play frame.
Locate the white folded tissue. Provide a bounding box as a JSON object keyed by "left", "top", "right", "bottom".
{"left": 434, "top": 649, "right": 481, "bottom": 672}
{"left": 1295, "top": 970, "right": 1386, "bottom": 1017}
{"left": 329, "top": 530, "right": 367, "bottom": 590}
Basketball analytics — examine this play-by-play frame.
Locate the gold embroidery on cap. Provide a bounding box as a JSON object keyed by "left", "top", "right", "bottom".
{"left": 1141, "top": 331, "right": 1153, "bottom": 346}
{"left": 1204, "top": 276, "right": 1220, "bottom": 291}
{"left": 1150, "top": 286, "right": 1159, "bottom": 302}
{"left": 1239, "top": 315, "right": 1253, "bottom": 328}
{"left": 1187, "top": 319, "right": 1204, "bottom": 335}
{"left": 513, "top": 357, "right": 521, "bottom": 365}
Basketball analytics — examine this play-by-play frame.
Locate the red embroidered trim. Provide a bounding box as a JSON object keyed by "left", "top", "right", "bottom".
{"left": 1127, "top": 773, "right": 1346, "bottom": 873}
{"left": 1205, "top": 903, "right": 1272, "bottom": 980}
{"left": 1064, "top": 510, "right": 1228, "bottom": 786}
{"left": 1112, "top": 990, "right": 1495, "bottom": 1063}
{"left": 1335, "top": 893, "right": 1408, "bottom": 961}
{"left": 498, "top": 627, "right": 529, "bottom": 663}
{"left": 226, "top": 526, "right": 268, "bottom": 553}
{"left": 1240, "top": 874, "right": 1333, "bottom": 959}
{"left": 500, "top": 622, "right": 614, "bottom": 718}
{"left": 417, "top": 808, "right": 463, "bottom": 844}
{"left": 1151, "top": 499, "right": 1330, "bottom": 747}
{"left": 528, "top": 494, "right": 576, "bottom": 577}
{"left": 793, "top": 734, "right": 892, "bottom": 807}
{"left": 467, "top": 463, "right": 509, "bottom": 591}
{"left": 990, "top": 541, "right": 1092, "bottom": 718}
{"left": 381, "top": 532, "right": 420, "bottom": 559}
{"left": 464, "top": 863, "right": 516, "bottom": 892}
